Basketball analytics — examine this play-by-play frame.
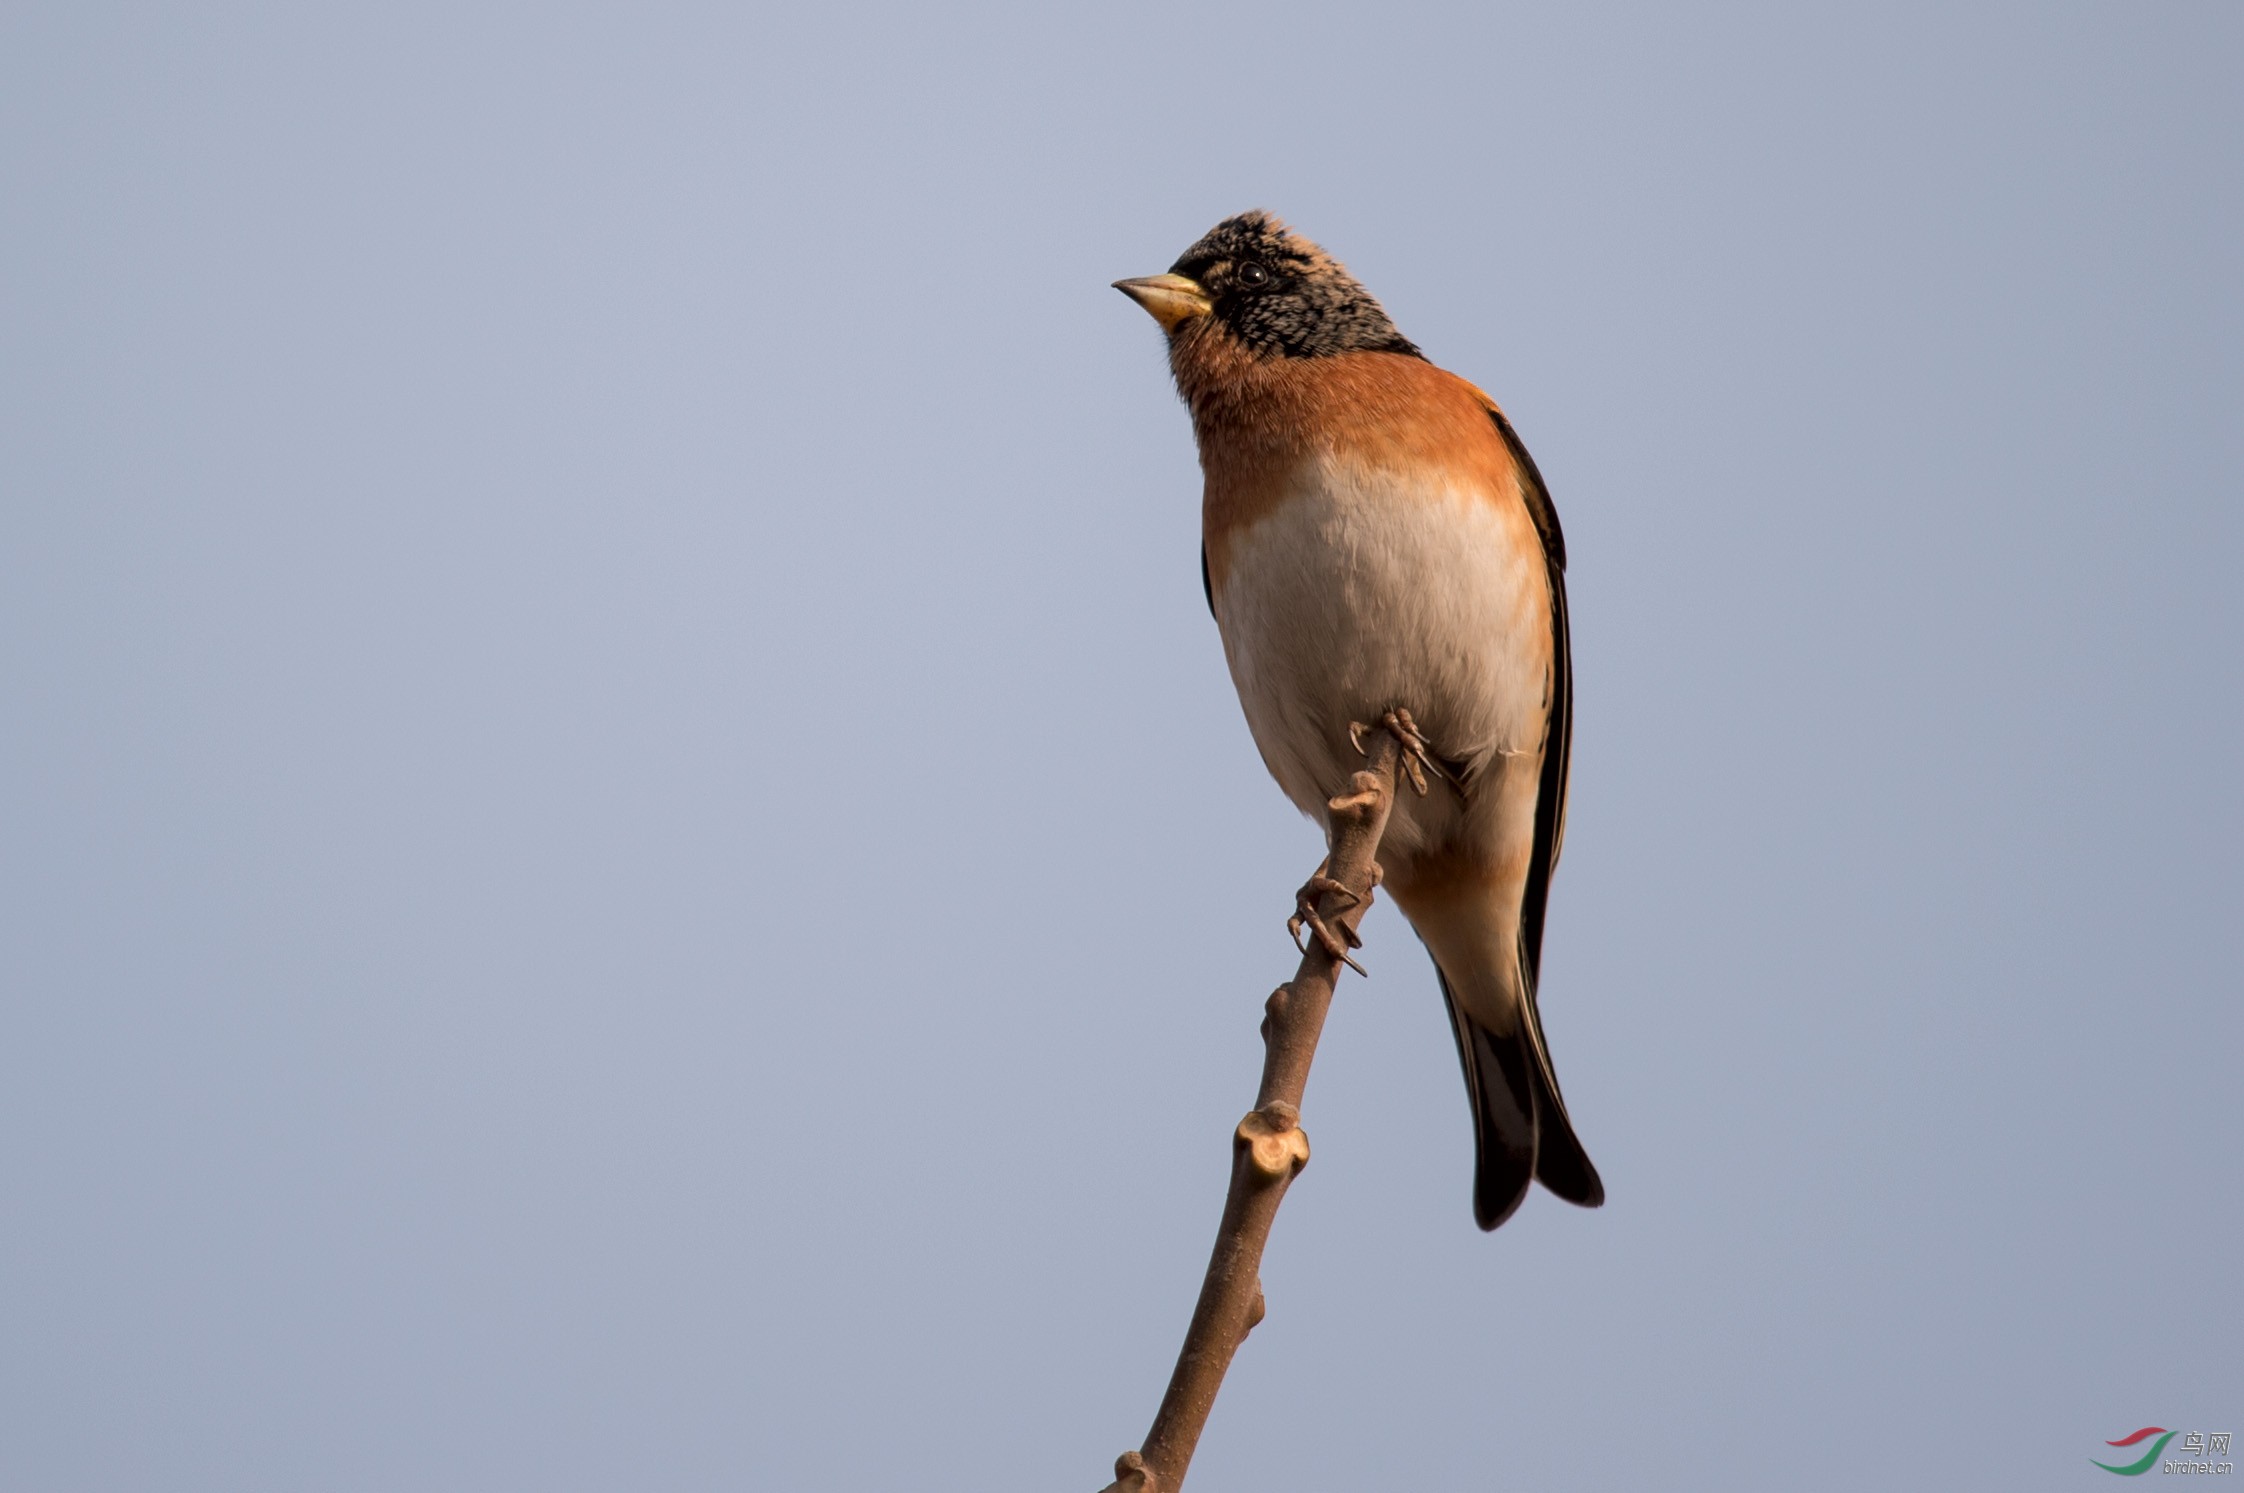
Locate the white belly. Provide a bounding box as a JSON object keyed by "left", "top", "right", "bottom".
{"left": 1211, "top": 456, "right": 1552, "bottom": 866}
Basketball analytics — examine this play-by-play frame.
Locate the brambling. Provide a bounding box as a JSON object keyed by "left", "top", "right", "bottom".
{"left": 1116, "top": 212, "right": 1603, "bottom": 1230}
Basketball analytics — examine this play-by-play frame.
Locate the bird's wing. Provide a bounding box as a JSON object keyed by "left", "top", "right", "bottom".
{"left": 1472, "top": 391, "right": 1571, "bottom": 992}
{"left": 1466, "top": 390, "right": 1602, "bottom": 1212}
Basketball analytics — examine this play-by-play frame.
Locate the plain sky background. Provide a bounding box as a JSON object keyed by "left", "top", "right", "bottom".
{"left": 3, "top": 4, "right": 2240, "bottom": 1489}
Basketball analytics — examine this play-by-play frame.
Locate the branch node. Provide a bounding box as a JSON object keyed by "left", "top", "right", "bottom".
{"left": 1099, "top": 1450, "right": 1155, "bottom": 1493}
{"left": 1328, "top": 778, "right": 1383, "bottom": 820}
{"left": 1244, "top": 1285, "right": 1267, "bottom": 1337}
{"left": 1259, "top": 987, "right": 1290, "bottom": 1045}
{"left": 1237, "top": 1106, "right": 1311, "bottom": 1179}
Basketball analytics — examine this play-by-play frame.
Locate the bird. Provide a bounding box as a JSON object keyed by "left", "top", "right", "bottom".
{"left": 1114, "top": 211, "right": 1603, "bottom": 1231}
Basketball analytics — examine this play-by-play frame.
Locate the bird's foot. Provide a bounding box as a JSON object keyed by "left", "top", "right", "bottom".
{"left": 1350, "top": 707, "right": 1454, "bottom": 797}
{"left": 1288, "top": 871, "right": 1366, "bottom": 976}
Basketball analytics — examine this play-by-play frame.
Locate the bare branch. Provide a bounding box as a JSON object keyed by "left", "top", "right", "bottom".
{"left": 1099, "top": 717, "right": 1409, "bottom": 1493}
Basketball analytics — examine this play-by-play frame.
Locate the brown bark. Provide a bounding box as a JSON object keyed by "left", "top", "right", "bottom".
{"left": 1099, "top": 723, "right": 1407, "bottom": 1493}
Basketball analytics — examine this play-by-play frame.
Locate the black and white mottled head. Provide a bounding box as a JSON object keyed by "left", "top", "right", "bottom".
{"left": 1166, "top": 211, "right": 1421, "bottom": 360}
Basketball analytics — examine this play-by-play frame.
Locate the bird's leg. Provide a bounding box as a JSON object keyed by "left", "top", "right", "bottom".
{"left": 1351, "top": 706, "right": 1454, "bottom": 797}
{"left": 1288, "top": 862, "right": 1366, "bottom": 977}
{"left": 1291, "top": 712, "right": 1442, "bottom": 973}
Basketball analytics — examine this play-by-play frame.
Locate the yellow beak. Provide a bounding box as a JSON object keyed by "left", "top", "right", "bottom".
{"left": 1112, "top": 273, "right": 1212, "bottom": 330}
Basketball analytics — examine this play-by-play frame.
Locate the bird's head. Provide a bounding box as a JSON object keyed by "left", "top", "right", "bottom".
{"left": 1114, "top": 210, "right": 1421, "bottom": 361}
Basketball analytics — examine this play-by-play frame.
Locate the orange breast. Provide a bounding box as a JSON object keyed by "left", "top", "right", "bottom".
{"left": 1173, "top": 334, "right": 1527, "bottom": 596}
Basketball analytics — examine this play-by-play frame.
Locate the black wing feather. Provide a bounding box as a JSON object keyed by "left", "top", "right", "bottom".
{"left": 1487, "top": 404, "right": 1571, "bottom": 984}
{"left": 1486, "top": 404, "right": 1603, "bottom": 1212}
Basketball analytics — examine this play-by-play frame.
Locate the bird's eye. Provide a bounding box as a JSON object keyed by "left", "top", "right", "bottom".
{"left": 1237, "top": 261, "right": 1271, "bottom": 287}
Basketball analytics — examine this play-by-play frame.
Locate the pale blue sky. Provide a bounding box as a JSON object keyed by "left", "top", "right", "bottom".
{"left": 3, "top": 4, "right": 2239, "bottom": 1489}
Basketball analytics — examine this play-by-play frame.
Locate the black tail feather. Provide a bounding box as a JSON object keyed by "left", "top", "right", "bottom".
{"left": 1529, "top": 1058, "right": 1605, "bottom": 1208}
{"left": 1438, "top": 967, "right": 1604, "bottom": 1231}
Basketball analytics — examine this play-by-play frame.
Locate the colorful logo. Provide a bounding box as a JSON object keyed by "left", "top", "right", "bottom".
{"left": 2093, "top": 1427, "right": 2233, "bottom": 1475}
{"left": 2093, "top": 1427, "right": 2176, "bottom": 1476}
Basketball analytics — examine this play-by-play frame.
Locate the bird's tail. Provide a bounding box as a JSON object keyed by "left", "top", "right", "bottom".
{"left": 1436, "top": 963, "right": 1604, "bottom": 1230}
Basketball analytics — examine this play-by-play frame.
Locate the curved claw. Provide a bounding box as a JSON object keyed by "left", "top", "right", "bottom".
{"left": 1352, "top": 708, "right": 1455, "bottom": 798}
{"left": 1289, "top": 873, "right": 1367, "bottom": 976}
